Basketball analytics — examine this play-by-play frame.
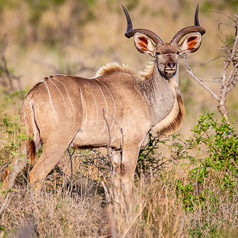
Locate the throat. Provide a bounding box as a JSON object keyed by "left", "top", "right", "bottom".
{"left": 150, "top": 65, "right": 185, "bottom": 136}
{"left": 137, "top": 63, "right": 178, "bottom": 125}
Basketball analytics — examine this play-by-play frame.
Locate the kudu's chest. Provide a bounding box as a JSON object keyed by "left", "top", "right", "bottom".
{"left": 137, "top": 69, "right": 178, "bottom": 127}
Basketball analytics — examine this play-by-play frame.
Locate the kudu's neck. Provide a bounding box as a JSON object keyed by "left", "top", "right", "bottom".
{"left": 137, "top": 61, "right": 180, "bottom": 125}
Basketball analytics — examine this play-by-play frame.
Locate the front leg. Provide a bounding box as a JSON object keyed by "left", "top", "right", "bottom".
{"left": 111, "top": 145, "right": 140, "bottom": 204}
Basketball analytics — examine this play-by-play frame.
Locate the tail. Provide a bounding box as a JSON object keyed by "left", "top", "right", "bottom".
{"left": 21, "top": 96, "right": 40, "bottom": 165}
{"left": 27, "top": 139, "right": 36, "bottom": 165}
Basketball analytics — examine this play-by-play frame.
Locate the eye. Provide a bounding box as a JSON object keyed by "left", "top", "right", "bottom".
{"left": 176, "top": 51, "right": 180, "bottom": 55}
{"left": 156, "top": 52, "right": 160, "bottom": 55}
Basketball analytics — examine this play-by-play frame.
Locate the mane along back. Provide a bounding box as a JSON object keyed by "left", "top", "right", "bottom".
{"left": 95, "top": 62, "right": 133, "bottom": 77}
{"left": 95, "top": 61, "right": 155, "bottom": 81}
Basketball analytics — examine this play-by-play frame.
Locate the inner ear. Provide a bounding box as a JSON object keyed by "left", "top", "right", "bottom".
{"left": 138, "top": 36, "right": 148, "bottom": 51}
{"left": 180, "top": 33, "right": 202, "bottom": 53}
{"left": 134, "top": 33, "right": 155, "bottom": 56}
{"left": 187, "top": 36, "right": 199, "bottom": 50}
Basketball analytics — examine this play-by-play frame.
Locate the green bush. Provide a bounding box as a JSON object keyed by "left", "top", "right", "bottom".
{"left": 176, "top": 113, "right": 238, "bottom": 211}
{"left": 137, "top": 113, "right": 237, "bottom": 213}
{"left": 0, "top": 90, "right": 27, "bottom": 183}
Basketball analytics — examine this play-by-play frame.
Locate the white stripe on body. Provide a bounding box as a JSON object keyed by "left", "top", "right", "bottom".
{"left": 43, "top": 79, "right": 56, "bottom": 115}
{"left": 48, "top": 77, "right": 67, "bottom": 108}
{"left": 78, "top": 84, "right": 87, "bottom": 126}
{"left": 93, "top": 80, "right": 109, "bottom": 133}
{"left": 96, "top": 79, "right": 116, "bottom": 132}
{"left": 53, "top": 77, "right": 76, "bottom": 125}
{"left": 86, "top": 81, "right": 99, "bottom": 122}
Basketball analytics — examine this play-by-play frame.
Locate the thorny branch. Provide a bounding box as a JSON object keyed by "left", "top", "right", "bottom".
{"left": 184, "top": 13, "right": 238, "bottom": 120}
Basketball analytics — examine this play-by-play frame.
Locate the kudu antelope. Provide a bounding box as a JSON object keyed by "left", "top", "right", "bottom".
{"left": 3, "top": 5, "right": 205, "bottom": 196}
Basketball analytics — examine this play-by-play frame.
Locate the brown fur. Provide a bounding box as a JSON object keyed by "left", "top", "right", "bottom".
{"left": 3, "top": 168, "right": 10, "bottom": 181}
{"left": 27, "top": 140, "right": 36, "bottom": 165}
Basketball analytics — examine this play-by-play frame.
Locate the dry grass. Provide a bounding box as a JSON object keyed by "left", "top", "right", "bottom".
{"left": 114, "top": 171, "right": 187, "bottom": 238}
{"left": 1, "top": 187, "right": 108, "bottom": 237}
{"left": 1, "top": 160, "right": 237, "bottom": 237}
{"left": 0, "top": 146, "right": 237, "bottom": 237}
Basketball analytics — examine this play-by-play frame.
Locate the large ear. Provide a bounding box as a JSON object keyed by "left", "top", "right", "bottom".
{"left": 180, "top": 32, "right": 202, "bottom": 53}
{"left": 133, "top": 33, "right": 156, "bottom": 56}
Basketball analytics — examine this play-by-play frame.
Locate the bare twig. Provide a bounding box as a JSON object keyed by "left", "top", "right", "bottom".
{"left": 0, "top": 193, "right": 11, "bottom": 216}
{"left": 183, "top": 55, "right": 219, "bottom": 101}
{"left": 67, "top": 147, "right": 75, "bottom": 180}
{"left": 208, "top": 11, "right": 236, "bottom": 23}
{"left": 200, "top": 55, "right": 221, "bottom": 66}
{"left": 121, "top": 203, "right": 145, "bottom": 238}
{"left": 184, "top": 12, "right": 238, "bottom": 120}
{"left": 103, "top": 108, "right": 112, "bottom": 158}
{"left": 0, "top": 35, "right": 22, "bottom": 92}
{"left": 199, "top": 78, "right": 221, "bottom": 83}
{"left": 231, "top": 14, "right": 238, "bottom": 56}
{"left": 227, "top": 62, "right": 238, "bottom": 84}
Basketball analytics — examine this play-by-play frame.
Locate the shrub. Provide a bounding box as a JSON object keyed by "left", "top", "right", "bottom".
{"left": 176, "top": 113, "right": 238, "bottom": 211}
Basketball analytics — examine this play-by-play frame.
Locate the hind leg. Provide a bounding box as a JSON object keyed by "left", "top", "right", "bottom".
{"left": 29, "top": 143, "right": 69, "bottom": 191}
{"left": 2, "top": 144, "right": 28, "bottom": 190}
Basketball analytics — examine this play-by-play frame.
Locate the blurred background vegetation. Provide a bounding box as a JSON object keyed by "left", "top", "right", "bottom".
{"left": 0, "top": 0, "right": 237, "bottom": 135}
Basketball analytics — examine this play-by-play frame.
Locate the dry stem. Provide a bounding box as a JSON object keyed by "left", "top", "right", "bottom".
{"left": 184, "top": 13, "right": 238, "bottom": 120}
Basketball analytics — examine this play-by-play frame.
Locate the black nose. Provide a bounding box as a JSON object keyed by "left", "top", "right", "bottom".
{"left": 167, "top": 62, "right": 176, "bottom": 68}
